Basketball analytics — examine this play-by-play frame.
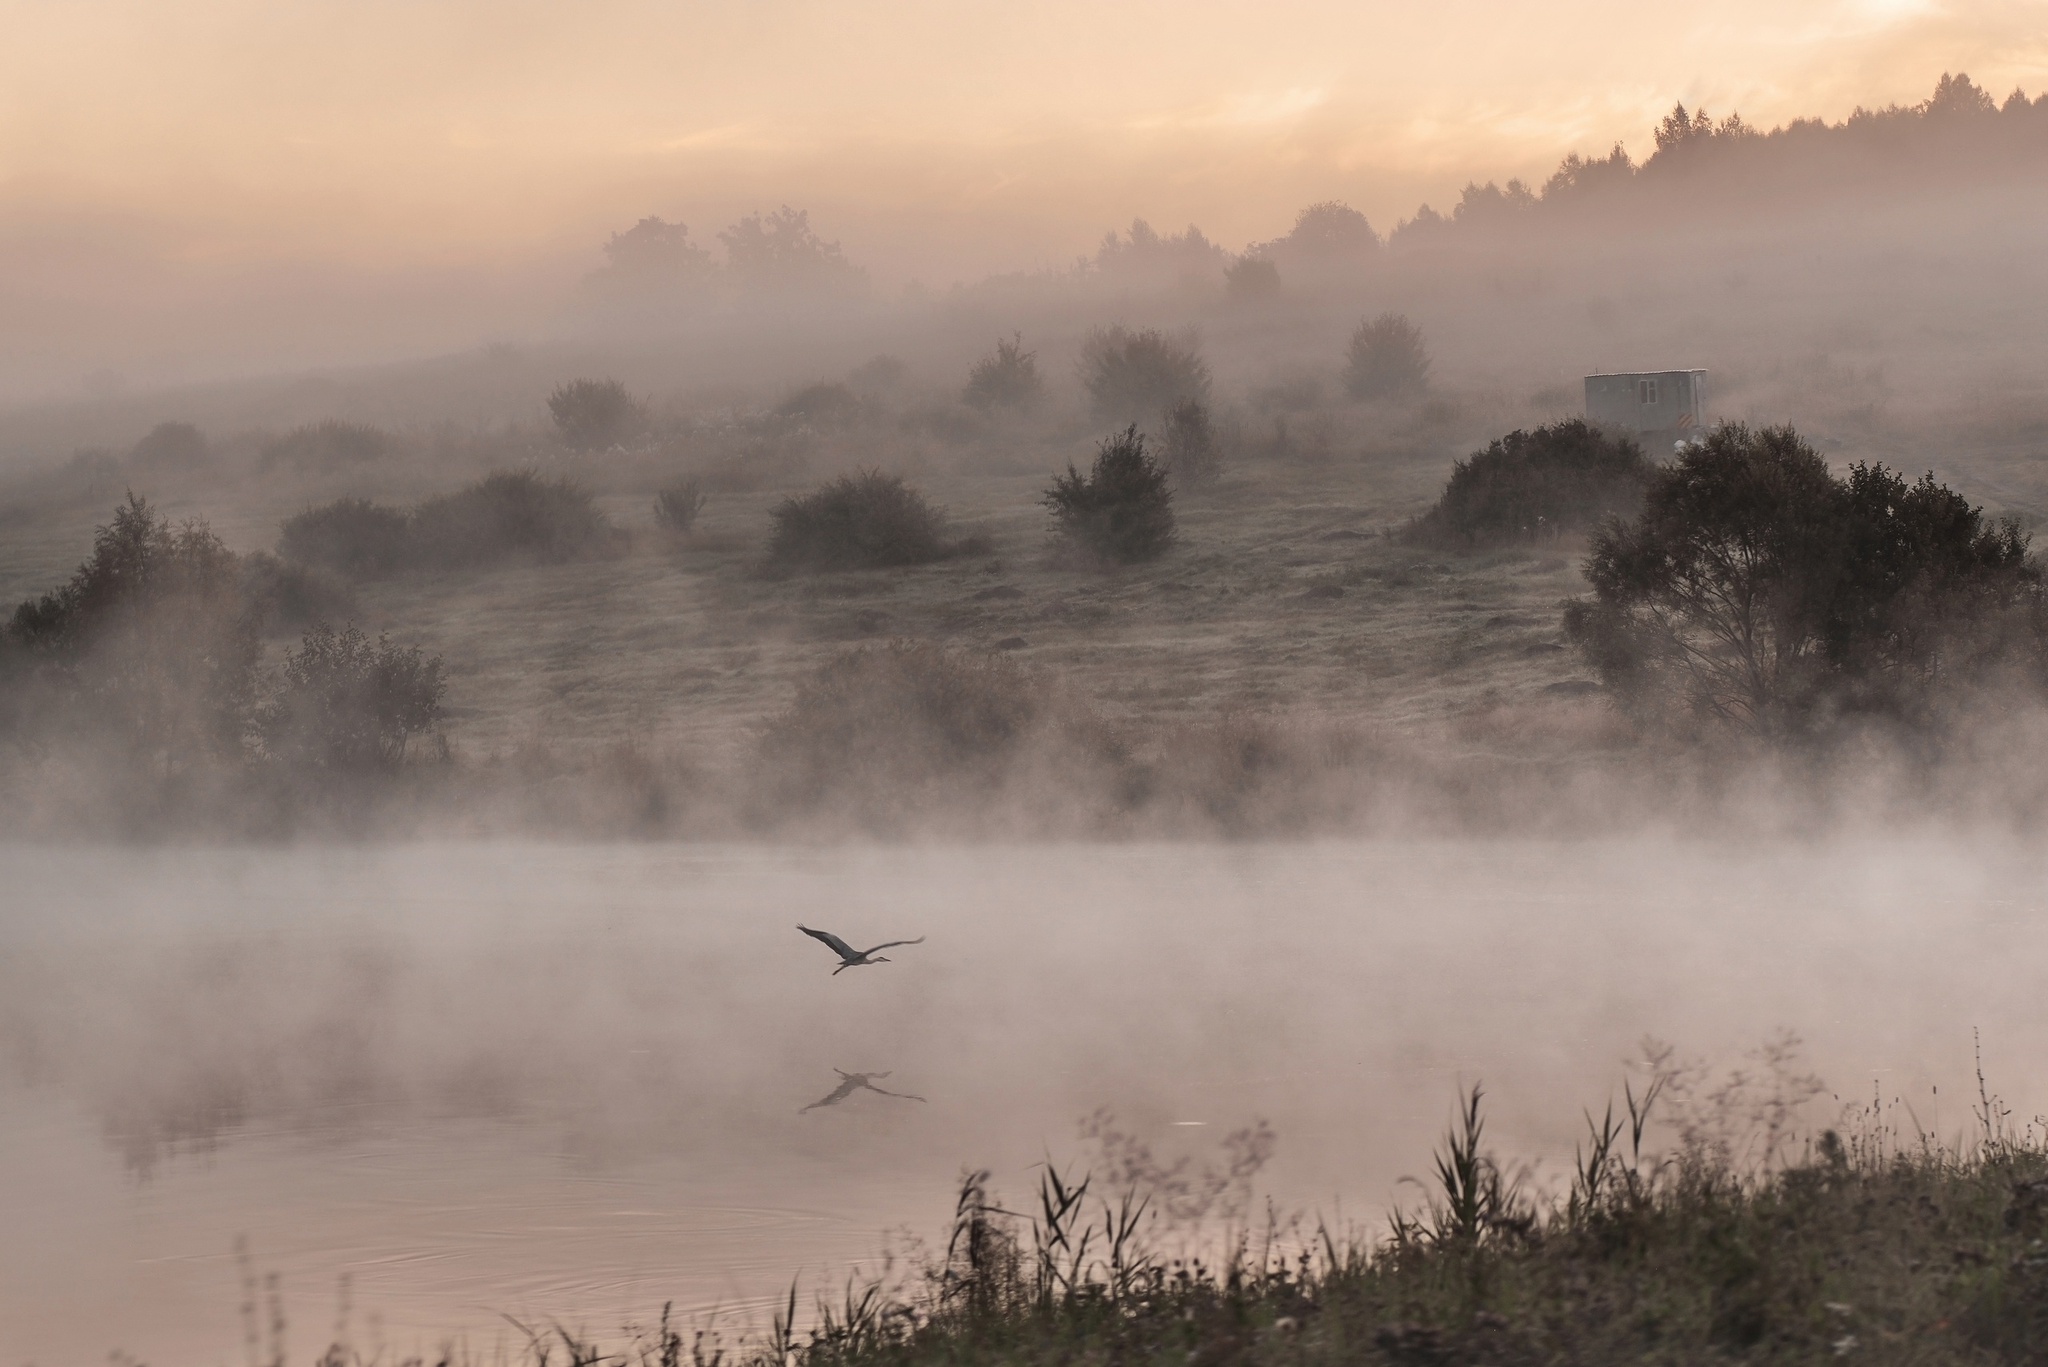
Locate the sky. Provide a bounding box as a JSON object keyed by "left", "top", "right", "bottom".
{"left": 2, "top": 0, "right": 2045, "bottom": 390}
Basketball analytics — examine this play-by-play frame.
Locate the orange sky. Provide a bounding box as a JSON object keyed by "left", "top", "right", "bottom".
{"left": 2, "top": 0, "right": 2044, "bottom": 388}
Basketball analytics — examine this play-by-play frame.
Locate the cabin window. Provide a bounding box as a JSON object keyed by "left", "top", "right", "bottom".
{"left": 1638, "top": 378, "right": 1658, "bottom": 405}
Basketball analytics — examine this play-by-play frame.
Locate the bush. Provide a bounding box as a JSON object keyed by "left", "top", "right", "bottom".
{"left": 408, "top": 471, "right": 617, "bottom": 568}
{"left": 777, "top": 382, "right": 863, "bottom": 426}
{"left": 767, "top": 470, "right": 961, "bottom": 572}
{"left": 1043, "top": 426, "right": 1176, "bottom": 564}
{"left": 1564, "top": 422, "right": 2046, "bottom": 739}
{"left": 279, "top": 473, "right": 617, "bottom": 577}
{"left": 278, "top": 498, "right": 412, "bottom": 578}
{"left": 1345, "top": 313, "right": 1431, "bottom": 399}
{"left": 259, "top": 623, "right": 445, "bottom": 773}
{"left": 259, "top": 419, "right": 390, "bottom": 471}
{"left": 127, "top": 421, "right": 208, "bottom": 471}
{"left": 963, "top": 334, "right": 1044, "bottom": 411}
{"left": 755, "top": 642, "right": 1112, "bottom": 825}
{"left": 1078, "top": 326, "right": 1210, "bottom": 423}
{"left": 1409, "top": 419, "right": 1652, "bottom": 545}
{"left": 8, "top": 494, "right": 257, "bottom": 766}
{"left": 237, "top": 551, "right": 359, "bottom": 637}
{"left": 548, "top": 378, "right": 644, "bottom": 451}
{"left": 848, "top": 354, "right": 909, "bottom": 398}
{"left": 653, "top": 478, "right": 707, "bottom": 534}
{"left": 1158, "top": 400, "right": 1221, "bottom": 490}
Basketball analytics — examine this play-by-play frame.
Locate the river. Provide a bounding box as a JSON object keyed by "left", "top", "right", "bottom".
{"left": 3, "top": 839, "right": 2043, "bottom": 1364}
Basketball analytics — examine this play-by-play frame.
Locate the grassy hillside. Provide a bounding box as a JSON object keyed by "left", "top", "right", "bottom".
{"left": 4, "top": 375, "right": 2046, "bottom": 837}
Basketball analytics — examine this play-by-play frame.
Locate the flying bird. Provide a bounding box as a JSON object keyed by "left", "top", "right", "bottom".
{"left": 797, "top": 924, "right": 925, "bottom": 974}
{"left": 800, "top": 1069, "right": 928, "bottom": 1113}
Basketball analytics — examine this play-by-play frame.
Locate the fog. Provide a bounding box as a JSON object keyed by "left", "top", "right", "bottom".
{"left": 10, "top": 46, "right": 2048, "bottom": 1365}
{"left": 7, "top": 838, "right": 2048, "bottom": 1362}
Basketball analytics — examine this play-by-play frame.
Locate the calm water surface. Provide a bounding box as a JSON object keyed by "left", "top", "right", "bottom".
{"left": 4, "top": 839, "right": 2045, "bottom": 1364}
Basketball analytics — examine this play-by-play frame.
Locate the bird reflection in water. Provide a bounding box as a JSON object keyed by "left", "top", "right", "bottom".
{"left": 800, "top": 1069, "right": 928, "bottom": 1113}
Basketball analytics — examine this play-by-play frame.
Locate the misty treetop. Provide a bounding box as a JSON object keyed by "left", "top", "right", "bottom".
{"left": 1223, "top": 255, "right": 1281, "bottom": 300}
{"left": 583, "top": 205, "right": 867, "bottom": 301}
{"left": 576, "top": 71, "right": 2038, "bottom": 318}
{"left": 593, "top": 215, "right": 715, "bottom": 287}
{"left": 1090, "top": 219, "right": 1229, "bottom": 284}
{"left": 1563, "top": 423, "right": 2046, "bottom": 741}
{"left": 1248, "top": 201, "right": 1381, "bottom": 273}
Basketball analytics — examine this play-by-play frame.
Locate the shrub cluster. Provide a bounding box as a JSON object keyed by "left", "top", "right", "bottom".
{"left": 279, "top": 471, "right": 617, "bottom": 578}
{"left": 4, "top": 495, "right": 444, "bottom": 794}
{"left": 258, "top": 623, "right": 446, "bottom": 773}
{"left": 278, "top": 498, "right": 412, "bottom": 577}
{"left": 1564, "top": 422, "right": 2047, "bottom": 739}
{"left": 778, "top": 382, "right": 864, "bottom": 426}
{"left": 1043, "top": 427, "right": 1177, "bottom": 564}
{"left": 1158, "top": 399, "right": 1221, "bottom": 490}
{"left": 1345, "top": 313, "right": 1431, "bottom": 399}
{"left": 259, "top": 419, "right": 390, "bottom": 471}
{"left": 1408, "top": 418, "right": 1652, "bottom": 545}
{"left": 754, "top": 641, "right": 1115, "bottom": 827}
{"left": 236, "top": 551, "right": 359, "bottom": 637}
{"left": 410, "top": 471, "right": 616, "bottom": 568}
{"left": 8, "top": 494, "right": 256, "bottom": 768}
{"left": 963, "top": 334, "right": 1044, "bottom": 411}
{"left": 652, "top": 478, "right": 707, "bottom": 534}
{"left": 547, "top": 378, "right": 645, "bottom": 451}
{"left": 766, "top": 471, "right": 969, "bottom": 572}
{"left": 126, "top": 421, "right": 209, "bottom": 471}
{"left": 1078, "top": 326, "right": 1211, "bottom": 423}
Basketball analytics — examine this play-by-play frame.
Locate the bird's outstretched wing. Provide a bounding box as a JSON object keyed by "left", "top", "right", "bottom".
{"left": 798, "top": 924, "right": 859, "bottom": 960}
{"left": 858, "top": 936, "right": 926, "bottom": 955}
{"left": 867, "top": 1083, "right": 928, "bottom": 1103}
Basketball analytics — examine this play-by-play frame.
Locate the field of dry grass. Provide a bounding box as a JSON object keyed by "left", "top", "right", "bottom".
{"left": 6, "top": 379, "right": 2048, "bottom": 836}
{"left": 0, "top": 423, "right": 1615, "bottom": 767}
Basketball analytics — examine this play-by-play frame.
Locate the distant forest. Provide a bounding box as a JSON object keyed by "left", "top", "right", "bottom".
{"left": 1389, "top": 72, "right": 2048, "bottom": 243}
{"left": 585, "top": 71, "right": 2046, "bottom": 305}
{"left": 1072, "top": 73, "right": 2048, "bottom": 283}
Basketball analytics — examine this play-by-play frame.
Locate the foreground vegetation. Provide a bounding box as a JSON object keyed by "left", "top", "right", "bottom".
{"left": 10, "top": 398, "right": 2048, "bottom": 838}
{"left": 278, "top": 1070, "right": 2048, "bottom": 1366}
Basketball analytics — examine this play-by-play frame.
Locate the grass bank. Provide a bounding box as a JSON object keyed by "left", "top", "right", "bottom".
{"left": 298, "top": 1077, "right": 2048, "bottom": 1367}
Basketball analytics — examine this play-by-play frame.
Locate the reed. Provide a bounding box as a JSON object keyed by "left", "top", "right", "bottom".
{"left": 246, "top": 1067, "right": 2048, "bottom": 1367}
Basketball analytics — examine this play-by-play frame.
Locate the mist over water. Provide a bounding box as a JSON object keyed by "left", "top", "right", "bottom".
{"left": 5, "top": 837, "right": 2046, "bottom": 1364}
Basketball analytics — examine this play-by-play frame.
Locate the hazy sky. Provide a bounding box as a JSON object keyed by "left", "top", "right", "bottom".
{"left": 2, "top": 0, "right": 2044, "bottom": 389}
